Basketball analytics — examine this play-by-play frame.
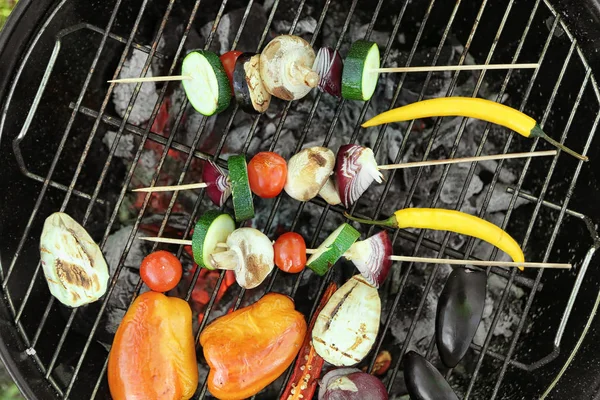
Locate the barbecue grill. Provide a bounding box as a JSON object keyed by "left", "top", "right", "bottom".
{"left": 1, "top": 0, "right": 600, "bottom": 398}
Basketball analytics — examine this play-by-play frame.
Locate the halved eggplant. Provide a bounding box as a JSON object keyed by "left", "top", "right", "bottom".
{"left": 233, "top": 52, "right": 271, "bottom": 114}
{"left": 403, "top": 351, "right": 458, "bottom": 400}
{"left": 436, "top": 268, "right": 487, "bottom": 368}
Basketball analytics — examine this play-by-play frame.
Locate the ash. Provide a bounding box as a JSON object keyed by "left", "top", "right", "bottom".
{"left": 99, "top": 2, "right": 533, "bottom": 398}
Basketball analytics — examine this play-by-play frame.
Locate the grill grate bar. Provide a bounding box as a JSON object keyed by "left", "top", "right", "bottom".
{"left": 488, "top": 39, "right": 590, "bottom": 398}
{"left": 463, "top": 12, "right": 567, "bottom": 398}
{"left": 1, "top": 0, "right": 129, "bottom": 290}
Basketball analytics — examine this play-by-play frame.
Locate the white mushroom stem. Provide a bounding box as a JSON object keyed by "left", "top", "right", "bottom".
{"left": 292, "top": 62, "right": 319, "bottom": 87}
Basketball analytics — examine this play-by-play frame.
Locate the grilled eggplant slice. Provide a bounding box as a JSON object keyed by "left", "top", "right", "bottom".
{"left": 233, "top": 52, "right": 271, "bottom": 114}
{"left": 39, "top": 212, "right": 109, "bottom": 307}
{"left": 312, "top": 275, "right": 380, "bottom": 366}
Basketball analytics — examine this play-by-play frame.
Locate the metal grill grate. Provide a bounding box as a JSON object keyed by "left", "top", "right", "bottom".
{"left": 1, "top": 0, "right": 599, "bottom": 398}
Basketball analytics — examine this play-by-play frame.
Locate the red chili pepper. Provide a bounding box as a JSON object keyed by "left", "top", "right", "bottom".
{"left": 280, "top": 282, "right": 338, "bottom": 400}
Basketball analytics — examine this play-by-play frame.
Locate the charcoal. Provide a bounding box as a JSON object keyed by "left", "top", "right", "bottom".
{"left": 112, "top": 48, "right": 159, "bottom": 126}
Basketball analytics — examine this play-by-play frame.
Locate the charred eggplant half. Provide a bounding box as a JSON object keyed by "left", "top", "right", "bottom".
{"left": 233, "top": 52, "right": 271, "bottom": 114}
{"left": 436, "top": 268, "right": 487, "bottom": 368}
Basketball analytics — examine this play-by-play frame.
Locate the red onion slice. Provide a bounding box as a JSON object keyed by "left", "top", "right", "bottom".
{"left": 335, "top": 144, "right": 384, "bottom": 208}
{"left": 312, "top": 47, "right": 343, "bottom": 97}
{"left": 319, "top": 368, "right": 388, "bottom": 400}
{"left": 202, "top": 161, "right": 232, "bottom": 207}
{"left": 345, "top": 231, "right": 392, "bottom": 288}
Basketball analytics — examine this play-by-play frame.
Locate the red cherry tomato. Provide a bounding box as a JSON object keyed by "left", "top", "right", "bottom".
{"left": 140, "top": 251, "right": 183, "bottom": 292}
{"left": 248, "top": 152, "right": 288, "bottom": 198}
{"left": 274, "top": 232, "right": 307, "bottom": 273}
{"left": 220, "top": 50, "right": 243, "bottom": 93}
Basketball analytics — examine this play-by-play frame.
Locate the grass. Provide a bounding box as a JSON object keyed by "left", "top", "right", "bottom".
{"left": 0, "top": 2, "right": 23, "bottom": 399}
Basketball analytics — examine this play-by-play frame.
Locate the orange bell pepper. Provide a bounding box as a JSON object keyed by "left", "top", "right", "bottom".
{"left": 200, "top": 293, "right": 307, "bottom": 400}
{"left": 108, "top": 291, "right": 198, "bottom": 400}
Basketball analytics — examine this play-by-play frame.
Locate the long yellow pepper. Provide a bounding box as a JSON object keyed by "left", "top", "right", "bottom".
{"left": 346, "top": 208, "right": 525, "bottom": 270}
{"left": 362, "top": 97, "right": 588, "bottom": 161}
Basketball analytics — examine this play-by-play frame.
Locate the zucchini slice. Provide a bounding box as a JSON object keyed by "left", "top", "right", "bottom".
{"left": 306, "top": 223, "right": 360, "bottom": 276}
{"left": 192, "top": 211, "right": 236, "bottom": 269}
{"left": 233, "top": 53, "right": 271, "bottom": 114}
{"left": 181, "top": 50, "right": 232, "bottom": 116}
{"left": 341, "top": 40, "right": 380, "bottom": 101}
{"left": 228, "top": 155, "right": 255, "bottom": 222}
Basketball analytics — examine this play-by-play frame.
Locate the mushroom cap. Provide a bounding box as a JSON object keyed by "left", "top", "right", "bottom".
{"left": 226, "top": 228, "right": 274, "bottom": 289}
{"left": 284, "top": 147, "right": 335, "bottom": 202}
{"left": 259, "top": 35, "right": 318, "bottom": 101}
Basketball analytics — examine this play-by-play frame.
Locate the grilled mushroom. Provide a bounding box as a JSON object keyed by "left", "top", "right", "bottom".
{"left": 284, "top": 147, "right": 335, "bottom": 202}
{"left": 39, "top": 212, "right": 109, "bottom": 307}
{"left": 210, "top": 228, "right": 274, "bottom": 289}
{"left": 259, "top": 35, "right": 319, "bottom": 100}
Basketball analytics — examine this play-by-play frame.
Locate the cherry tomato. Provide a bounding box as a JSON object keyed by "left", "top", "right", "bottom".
{"left": 220, "top": 50, "right": 243, "bottom": 93}
{"left": 274, "top": 232, "right": 307, "bottom": 273}
{"left": 248, "top": 152, "right": 288, "bottom": 198}
{"left": 140, "top": 251, "right": 183, "bottom": 292}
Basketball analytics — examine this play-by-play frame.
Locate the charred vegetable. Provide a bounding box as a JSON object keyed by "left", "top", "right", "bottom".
{"left": 200, "top": 293, "right": 307, "bottom": 399}
{"left": 306, "top": 223, "right": 360, "bottom": 276}
{"left": 210, "top": 227, "right": 274, "bottom": 289}
{"left": 191, "top": 210, "right": 235, "bottom": 270}
{"left": 281, "top": 283, "right": 337, "bottom": 400}
{"left": 202, "top": 160, "right": 231, "bottom": 208}
{"left": 39, "top": 212, "right": 109, "bottom": 307}
{"left": 436, "top": 268, "right": 487, "bottom": 368}
{"left": 345, "top": 230, "right": 392, "bottom": 288}
{"left": 233, "top": 52, "right": 271, "bottom": 113}
{"left": 336, "top": 144, "right": 383, "bottom": 208}
{"left": 181, "top": 50, "right": 231, "bottom": 116}
{"left": 313, "top": 275, "right": 381, "bottom": 366}
{"left": 284, "top": 147, "right": 335, "bottom": 202}
{"left": 403, "top": 351, "right": 458, "bottom": 400}
{"left": 260, "top": 35, "right": 319, "bottom": 100}
{"left": 312, "top": 47, "right": 343, "bottom": 97}
{"left": 319, "top": 368, "right": 388, "bottom": 400}
{"left": 108, "top": 292, "right": 198, "bottom": 400}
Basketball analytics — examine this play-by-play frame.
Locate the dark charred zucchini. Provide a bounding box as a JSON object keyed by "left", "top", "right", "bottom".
{"left": 436, "top": 268, "right": 487, "bottom": 368}
{"left": 233, "top": 52, "right": 271, "bottom": 114}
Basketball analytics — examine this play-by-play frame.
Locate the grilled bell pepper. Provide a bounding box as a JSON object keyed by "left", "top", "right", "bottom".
{"left": 345, "top": 208, "right": 525, "bottom": 270}
{"left": 200, "top": 293, "right": 307, "bottom": 400}
{"left": 281, "top": 282, "right": 337, "bottom": 400}
{"left": 362, "top": 97, "right": 588, "bottom": 161}
{"left": 108, "top": 291, "right": 198, "bottom": 400}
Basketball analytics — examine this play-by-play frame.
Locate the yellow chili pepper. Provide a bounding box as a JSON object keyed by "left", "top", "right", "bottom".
{"left": 362, "top": 97, "right": 588, "bottom": 161}
{"left": 345, "top": 208, "right": 525, "bottom": 270}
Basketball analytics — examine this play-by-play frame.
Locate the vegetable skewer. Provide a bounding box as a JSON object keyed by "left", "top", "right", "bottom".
{"left": 107, "top": 64, "right": 540, "bottom": 84}
{"left": 362, "top": 97, "right": 588, "bottom": 161}
{"left": 132, "top": 149, "right": 556, "bottom": 193}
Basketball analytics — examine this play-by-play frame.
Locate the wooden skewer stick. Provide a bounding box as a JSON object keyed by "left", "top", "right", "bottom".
{"left": 140, "top": 237, "right": 570, "bottom": 269}
{"left": 133, "top": 182, "right": 208, "bottom": 193}
{"left": 371, "top": 63, "right": 540, "bottom": 73}
{"left": 132, "top": 150, "right": 556, "bottom": 193}
{"left": 377, "top": 150, "right": 557, "bottom": 170}
{"left": 108, "top": 75, "right": 193, "bottom": 84}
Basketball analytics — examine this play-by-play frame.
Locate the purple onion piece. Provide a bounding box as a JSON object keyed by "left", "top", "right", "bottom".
{"left": 319, "top": 368, "right": 388, "bottom": 400}
{"left": 202, "top": 161, "right": 232, "bottom": 207}
{"left": 313, "top": 47, "right": 343, "bottom": 97}
{"left": 335, "top": 144, "right": 384, "bottom": 208}
{"left": 345, "top": 231, "right": 393, "bottom": 288}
